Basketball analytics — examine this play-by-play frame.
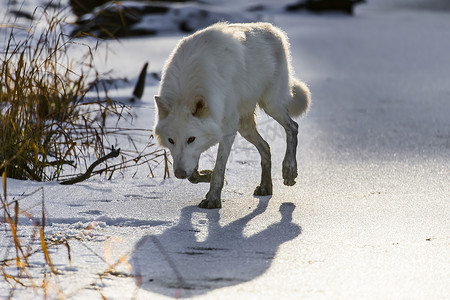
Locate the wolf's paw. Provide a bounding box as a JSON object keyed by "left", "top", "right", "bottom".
{"left": 199, "top": 198, "right": 222, "bottom": 209}
{"left": 188, "top": 169, "right": 212, "bottom": 184}
{"left": 199, "top": 192, "right": 222, "bottom": 209}
{"left": 282, "top": 159, "right": 298, "bottom": 186}
{"left": 253, "top": 184, "right": 273, "bottom": 196}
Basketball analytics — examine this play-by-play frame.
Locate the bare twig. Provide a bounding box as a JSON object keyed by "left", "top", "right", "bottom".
{"left": 60, "top": 146, "right": 120, "bottom": 185}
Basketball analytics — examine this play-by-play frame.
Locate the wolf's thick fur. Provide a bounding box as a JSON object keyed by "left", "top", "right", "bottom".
{"left": 155, "top": 22, "right": 310, "bottom": 208}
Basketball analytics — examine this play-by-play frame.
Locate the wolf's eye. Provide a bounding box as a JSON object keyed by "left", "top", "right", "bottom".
{"left": 168, "top": 138, "right": 175, "bottom": 145}
{"left": 187, "top": 137, "right": 196, "bottom": 144}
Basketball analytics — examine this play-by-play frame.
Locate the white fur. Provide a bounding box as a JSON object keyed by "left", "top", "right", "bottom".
{"left": 155, "top": 22, "right": 310, "bottom": 208}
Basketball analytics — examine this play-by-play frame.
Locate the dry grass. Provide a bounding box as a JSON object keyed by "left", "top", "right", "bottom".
{"left": 1, "top": 5, "right": 104, "bottom": 181}
{"left": 0, "top": 3, "right": 169, "bottom": 182}
{"left": 0, "top": 2, "right": 169, "bottom": 298}
{"left": 1, "top": 172, "right": 66, "bottom": 298}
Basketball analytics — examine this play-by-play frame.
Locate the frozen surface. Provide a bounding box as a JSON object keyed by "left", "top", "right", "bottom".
{"left": 1, "top": 0, "right": 449, "bottom": 299}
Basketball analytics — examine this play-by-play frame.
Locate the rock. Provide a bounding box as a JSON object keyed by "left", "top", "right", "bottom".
{"left": 286, "top": 0, "right": 366, "bottom": 15}
{"left": 9, "top": 9, "right": 34, "bottom": 20}
{"left": 72, "top": 2, "right": 168, "bottom": 37}
{"left": 71, "top": 1, "right": 261, "bottom": 38}
{"left": 69, "top": 0, "right": 111, "bottom": 17}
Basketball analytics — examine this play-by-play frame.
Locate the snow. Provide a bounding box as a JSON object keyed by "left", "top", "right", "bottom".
{"left": 1, "top": 0, "right": 450, "bottom": 299}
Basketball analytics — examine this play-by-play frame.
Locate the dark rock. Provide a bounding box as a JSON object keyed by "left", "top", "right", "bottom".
{"left": 69, "top": 0, "right": 182, "bottom": 16}
{"left": 10, "top": 9, "right": 34, "bottom": 20}
{"left": 247, "top": 5, "right": 266, "bottom": 12}
{"left": 286, "top": 0, "right": 366, "bottom": 15}
{"left": 71, "top": 1, "right": 262, "bottom": 38}
{"left": 69, "top": 0, "right": 111, "bottom": 17}
{"left": 72, "top": 2, "right": 168, "bottom": 38}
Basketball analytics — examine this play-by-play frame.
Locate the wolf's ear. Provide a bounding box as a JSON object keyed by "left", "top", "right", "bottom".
{"left": 155, "top": 96, "right": 171, "bottom": 119}
{"left": 191, "top": 97, "right": 209, "bottom": 118}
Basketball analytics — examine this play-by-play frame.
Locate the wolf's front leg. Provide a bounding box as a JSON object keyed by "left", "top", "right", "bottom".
{"left": 199, "top": 134, "right": 236, "bottom": 209}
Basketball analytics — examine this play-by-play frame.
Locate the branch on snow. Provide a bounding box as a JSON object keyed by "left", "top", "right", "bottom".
{"left": 60, "top": 146, "right": 120, "bottom": 185}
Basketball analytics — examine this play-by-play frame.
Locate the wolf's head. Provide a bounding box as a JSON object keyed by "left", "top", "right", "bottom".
{"left": 154, "top": 96, "right": 221, "bottom": 179}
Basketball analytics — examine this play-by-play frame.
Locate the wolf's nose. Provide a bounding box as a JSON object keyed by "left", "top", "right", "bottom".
{"left": 175, "top": 169, "right": 187, "bottom": 179}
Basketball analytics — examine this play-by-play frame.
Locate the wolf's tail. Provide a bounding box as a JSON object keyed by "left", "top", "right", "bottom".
{"left": 288, "top": 78, "right": 311, "bottom": 118}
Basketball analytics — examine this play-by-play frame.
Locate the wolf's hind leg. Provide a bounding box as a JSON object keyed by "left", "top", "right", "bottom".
{"left": 261, "top": 105, "right": 299, "bottom": 186}
{"left": 277, "top": 114, "right": 298, "bottom": 186}
{"left": 239, "top": 116, "right": 272, "bottom": 196}
{"left": 282, "top": 118, "right": 298, "bottom": 186}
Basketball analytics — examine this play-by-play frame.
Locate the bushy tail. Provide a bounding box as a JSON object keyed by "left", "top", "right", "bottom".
{"left": 288, "top": 78, "right": 311, "bottom": 118}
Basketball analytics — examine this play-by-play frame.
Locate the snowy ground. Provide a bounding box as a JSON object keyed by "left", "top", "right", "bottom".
{"left": 1, "top": 0, "right": 450, "bottom": 299}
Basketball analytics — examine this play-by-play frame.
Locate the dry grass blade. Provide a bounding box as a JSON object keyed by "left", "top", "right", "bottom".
{"left": 2, "top": 171, "right": 6, "bottom": 201}
{"left": 1, "top": 173, "right": 68, "bottom": 297}
{"left": 39, "top": 228, "right": 57, "bottom": 275}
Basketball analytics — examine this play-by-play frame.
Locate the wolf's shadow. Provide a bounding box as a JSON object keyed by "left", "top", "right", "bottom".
{"left": 130, "top": 199, "right": 301, "bottom": 298}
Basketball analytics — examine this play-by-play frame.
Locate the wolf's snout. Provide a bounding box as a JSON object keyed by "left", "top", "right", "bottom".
{"left": 175, "top": 169, "right": 188, "bottom": 179}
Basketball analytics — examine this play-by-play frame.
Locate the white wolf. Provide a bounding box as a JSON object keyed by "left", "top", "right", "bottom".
{"left": 154, "top": 22, "right": 310, "bottom": 208}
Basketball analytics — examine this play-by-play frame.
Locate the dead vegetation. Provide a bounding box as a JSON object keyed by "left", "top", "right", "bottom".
{"left": 0, "top": 2, "right": 169, "bottom": 183}
{"left": 0, "top": 2, "right": 168, "bottom": 298}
